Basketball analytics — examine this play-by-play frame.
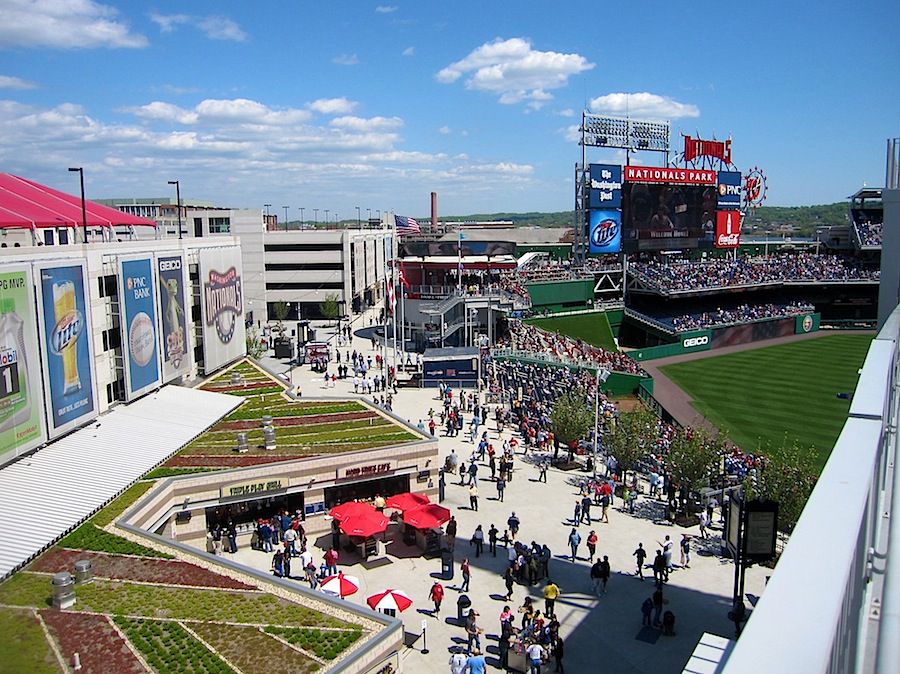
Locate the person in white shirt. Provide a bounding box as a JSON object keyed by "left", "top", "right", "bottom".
{"left": 525, "top": 642, "right": 545, "bottom": 673}
{"left": 449, "top": 650, "right": 467, "bottom": 674}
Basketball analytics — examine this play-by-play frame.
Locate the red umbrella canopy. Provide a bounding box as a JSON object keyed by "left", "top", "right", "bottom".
{"left": 384, "top": 492, "right": 431, "bottom": 512}
{"left": 330, "top": 501, "right": 376, "bottom": 523}
{"left": 339, "top": 512, "right": 389, "bottom": 538}
{"left": 403, "top": 503, "right": 452, "bottom": 529}
{"left": 367, "top": 589, "right": 413, "bottom": 613}
{"left": 320, "top": 572, "right": 360, "bottom": 597}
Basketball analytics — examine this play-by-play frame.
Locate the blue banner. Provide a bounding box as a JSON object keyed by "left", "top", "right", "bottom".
{"left": 589, "top": 164, "right": 623, "bottom": 209}
{"left": 120, "top": 257, "right": 160, "bottom": 397}
{"left": 38, "top": 263, "right": 96, "bottom": 435}
{"left": 717, "top": 171, "right": 742, "bottom": 210}
{"left": 589, "top": 209, "right": 622, "bottom": 254}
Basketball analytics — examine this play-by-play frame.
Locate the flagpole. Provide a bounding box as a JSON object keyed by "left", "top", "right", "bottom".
{"left": 400, "top": 261, "right": 406, "bottom": 360}
{"left": 457, "top": 228, "right": 462, "bottom": 294}
{"left": 391, "top": 213, "right": 398, "bottom": 380}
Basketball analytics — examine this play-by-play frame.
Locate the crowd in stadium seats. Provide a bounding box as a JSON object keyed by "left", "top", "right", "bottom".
{"left": 668, "top": 301, "right": 815, "bottom": 332}
{"left": 499, "top": 319, "right": 645, "bottom": 375}
{"left": 854, "top": 221, "right": 883, "bottom": 247}
{"left": 630, "top": 253, "right": 879, "bottom": 293}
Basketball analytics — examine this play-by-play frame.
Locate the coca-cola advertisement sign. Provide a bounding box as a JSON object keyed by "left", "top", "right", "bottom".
{"left": 715, "top": 210, "right": 742, "bottom": 248}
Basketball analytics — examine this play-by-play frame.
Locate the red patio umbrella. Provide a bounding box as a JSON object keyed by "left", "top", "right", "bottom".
{"left": 339, "top": 511, "right": 389, "bottom": 539}
{"left": 403, "top": 503, "right": 452, "bottom": 530}
{"left": 330, "top": 501, "right": 376, "bottom": 522}
{"left": 384, "top": 492, "right": 431, "bottom": 512}
{"left": 320, "top": 572, "right": 359, "bottom": 597}
{"left": 367, "top": 589, "right": 413, "bottom": 613}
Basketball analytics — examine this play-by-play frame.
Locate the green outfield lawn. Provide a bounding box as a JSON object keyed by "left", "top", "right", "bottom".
{"left": 526, "top": 312, "right": 618, "bottom": 351}
{"left": 660, "top": 334, "right": 873, "bottom": 472}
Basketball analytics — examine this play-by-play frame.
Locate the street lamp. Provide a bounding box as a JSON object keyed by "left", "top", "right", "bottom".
{"left": 299, "top": 207, "right": 304, "bottom": 229}
{"left": 68, "top": 167, "right": 88, "bottom": 244}
{"left": 283, "top": 206, "right": 289, "bottom": 231}
{"left": 356, "top": 205, "right": 361, "bottom": 228}
{"left": 367, "top": 208, "right": 372, "bottom": 225}
{"left": 324, "top": 209, "right": 330, "bottom": 227}
{"left": 167, "top": 180, "right": 182, "bottom": 240}
{"left": 313, "top": 208, "right": 319, "bottom": 226}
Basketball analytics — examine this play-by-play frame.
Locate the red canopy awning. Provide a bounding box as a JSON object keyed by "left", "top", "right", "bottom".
{"left": 384, "top": 492, "right": 430, "bottom": 512}
{"left": 0, "top": 173, "right": 156, "bottom": 230}
{"left": 339, "top": 512, "right": 389, "bottom": 539}
{"left": 330, "top": 501, "right": 377, "bottom": 523}
{"left": 402, "top": 504, "right": 451, "bottom": 530}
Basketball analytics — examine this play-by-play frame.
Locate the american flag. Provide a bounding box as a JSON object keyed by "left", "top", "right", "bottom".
{"left": 394, "top": 215, "right": 421, "bottom": 235}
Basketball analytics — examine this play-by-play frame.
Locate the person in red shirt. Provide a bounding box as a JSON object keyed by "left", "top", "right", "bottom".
{"left": 587, "top": 530, "right": 599, "bottom": 562}
{"left": 429, "top": 581, "right": 445, "bottom": 614}
{"left": 324, "top": 547, "right": 339, "bottom": 575}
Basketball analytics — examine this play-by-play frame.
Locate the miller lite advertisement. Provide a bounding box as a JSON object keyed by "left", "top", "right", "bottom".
{"left": 35, "top": 261, "right": 98, "bottom": 439}
{"left": 119, "top": 256, "right": 161, "bottom": 400}
{"left": 157, "top": 253, "right": 191, "bottom": 382}
{"left": 199, "top": 247, "right": 246, "bottom": 373}
{"left": 588, "top": 209, "right": 622, "bottom": 254}
{"left": 715, "top": 210, "right": 742, "bottom": 248}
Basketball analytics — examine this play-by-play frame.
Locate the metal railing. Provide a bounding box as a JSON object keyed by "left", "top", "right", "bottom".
{"left": 718, "top": 304, "right": 900, "bottom": 674}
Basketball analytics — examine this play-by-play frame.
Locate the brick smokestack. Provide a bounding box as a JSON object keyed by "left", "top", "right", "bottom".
{"left": 431, "top": 192, "right": 438, "bottom": 231}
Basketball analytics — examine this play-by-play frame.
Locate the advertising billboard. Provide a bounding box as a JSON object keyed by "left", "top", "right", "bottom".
{"left": 157, "top": 253, "right": 191, "bottom": 382}
{"left": 624, "top": 166, "right": 716, "bottom": 185}
{"left": 588, "top": 209, "right": 622, "bottom": 254}
{"left": 622, "top": 181, "right": 718, "bottom": 251}
{"left": 199, "top": 247, "right": 246, "bottom": 373}
{"left": 0, "top": 264, "right": 47, "bottom": 465}
{"left": 588, "top": 164, "right": 623, "bottom": 209}
{"left": 715, "top": 210, "right": 742, "bottom": 248}
{"left": 717, "top": 171, "right": 742, "bottom": 210}
{"left": 118, "top": 256, "right": 161, "bottom": 399}
{"left": 35, "top": 261, "right": 98, "bottom": 439}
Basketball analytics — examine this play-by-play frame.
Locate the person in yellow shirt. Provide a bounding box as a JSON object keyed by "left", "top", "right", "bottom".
{"left": 543, "top": 579, "right": 561, "bottom": 617}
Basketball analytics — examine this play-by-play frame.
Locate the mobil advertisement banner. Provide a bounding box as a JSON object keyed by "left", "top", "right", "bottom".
{"left": 35, "top": 261, "right": 98, "bottom": 439}
{"left": 119, "top": 256, "right": 161, "bottom": 399}
{"left": 199, "top": 247, "right": 246, "bottom": 373}
{"left": 589, "top": 164, "right": 622, "bottom": 208}
{"left": 717, "top": 171, "right": 742, "bottom": 210}
{"left": 589, "top": 209, "right": 622, "bottom": 254}
{"left": 0, "top": 264, "right": 47, "bottom": 466}
{"left": 715, "top": 210, "right": 742, "bottom": 248}
{"left": 157, "top": 253, "right": 191, "bottom": 382}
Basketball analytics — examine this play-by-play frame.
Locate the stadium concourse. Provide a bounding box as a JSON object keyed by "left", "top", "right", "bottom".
{"left": 235, "top": 308, "right": 770, "bottom": 674}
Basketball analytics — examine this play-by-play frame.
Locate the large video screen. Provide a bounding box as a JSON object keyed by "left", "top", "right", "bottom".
{"left": 622, "top": 182, "right": 718, "bottom": 251}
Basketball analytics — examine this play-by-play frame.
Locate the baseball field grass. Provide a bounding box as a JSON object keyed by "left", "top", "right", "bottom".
{"left": 660, "top": 333, "right": 873, "bottom": 472}
{"left": 526, "top": 311, "right": 618, "bottom": 351}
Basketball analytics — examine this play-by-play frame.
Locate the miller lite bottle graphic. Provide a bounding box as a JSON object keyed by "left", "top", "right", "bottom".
{"left": 0, "top": 298, "right": 32, "bottom": 433}
{"left": 52, "top": 280, "right": 82, "bottom": 395}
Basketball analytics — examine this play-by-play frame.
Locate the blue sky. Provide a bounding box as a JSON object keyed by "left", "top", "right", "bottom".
{"left": 0, "top": 0, "right": 897, "bottom": 218}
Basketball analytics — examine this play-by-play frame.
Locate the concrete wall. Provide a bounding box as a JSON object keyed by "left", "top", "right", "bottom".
{"left": 878, "top": 187, "right": 900, "bottom": 328}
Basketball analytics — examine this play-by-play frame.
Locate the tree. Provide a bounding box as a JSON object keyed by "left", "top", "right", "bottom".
{"left": 603, "top": 406, "right": 660, "bottom": 484}
{"left": 245, "top": 327, "right": 267, "bottom": 359}
{"left": 743, "top": 436, "right": 818, "bottom": 533}
{"left": 551, "top": 392, "right": 594, "bottom": 464}
{"left": 272, "top": 301, "right": 291, "bottom": 339}
{"left": 666, "top": 427, "right": 724, "bottom": 513}
{"left": 320, "top": 293, "right": 340, "bottom": 325}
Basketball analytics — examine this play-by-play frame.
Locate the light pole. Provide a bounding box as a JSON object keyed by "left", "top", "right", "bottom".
{"left": 167, "top": 180, "right": 182, "bottom": 240}
{"left": 324, "top": 209, "right": 330, "bottom": 227}
{"left": 356, "top": 205, "right": 361, "bottom": 229}
{"left": 593, "top": 368, "right": 601, "bottom": 479}
{"left": 367, "top": 208, "right": 372, "bottom": 225}
{"left": 264, "top": 204, "right": 271, "bottom": 230}
{"left": 334, "top": 213, "right": 339, "bottom": 225}
{"left": 299, "top": 207, "right": 304, "bottom": 229}
{"left": 68, "top": 167, "right": 88, "bottom": 244}
{"left": 313, "top": 208, "right": 319, "bottom": 226}
{"left": 283, "top": 206, "right": 289, "bottom": 231}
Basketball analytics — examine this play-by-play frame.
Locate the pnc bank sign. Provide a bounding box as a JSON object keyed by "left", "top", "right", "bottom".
{"left": 683, "top": 335, "right": 709, "bottom": 348}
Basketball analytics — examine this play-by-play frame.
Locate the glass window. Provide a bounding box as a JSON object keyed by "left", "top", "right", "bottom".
{"left": 209, "top": 217, "right": 231, "bottom": 234}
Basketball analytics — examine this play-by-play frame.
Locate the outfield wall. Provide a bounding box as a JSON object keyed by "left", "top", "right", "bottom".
{"left": 526, "top": 279, "right": 594, "bottom": 313}
{"left": 630, "top": 313, "right": 821, "bottom": 361}
{"left": 492, "top": 352, "right": 651, "bottom": 395}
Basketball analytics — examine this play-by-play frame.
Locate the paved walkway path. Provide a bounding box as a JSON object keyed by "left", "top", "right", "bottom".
{"left": 244, "top": 311, "right": 769, "bottom": 673}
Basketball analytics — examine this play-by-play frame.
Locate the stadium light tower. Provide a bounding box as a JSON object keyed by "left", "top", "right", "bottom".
{"left": 167, "top": 180, "right": 182, "bottom": 240}
{"left": 68, "top": 167, "right": 88, "bottom": 244}
{"left": 283, "top": 206, "right": 289, "bottom": 231}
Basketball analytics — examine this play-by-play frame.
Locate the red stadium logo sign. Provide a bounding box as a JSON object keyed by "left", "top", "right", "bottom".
{"left": 684, "top": 135, "right": 732, "bottom": 164}
{"left": 623, "top": 166, "right": 716, "bottom": 185}
{"left": 715, "top": 210, "right": 742, "bottom": 248}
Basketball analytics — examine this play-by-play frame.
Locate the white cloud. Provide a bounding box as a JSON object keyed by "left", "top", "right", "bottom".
{"left": 562, "top": 124, "right": 581, "bottom": 143}
{"left": 129, "top": 101, "right": 198, "bottom": 124}
{"left": 0, "top": 0, "right": 147, "bottom": 49}
{"left": 588, "top": 92, "right": 699, "bottom": 120}
{"left": 557, "top": 108, "right": 574, "bottom": 117}
{"left": 436, "top": 37, "right": 592, "bottom": 108}
{"left": 126, "top": 98, "right": 311, "bottom": 125}
{"left": 150, "top": 13, "right": 246, "bottom": 42}
{"left": 0, "top": 75, "right": 37, "bottom": 90}
{"left": 333, "top": 53, "right": 359, "bottom": 66}
{"left": 307, "top": 97, "right": 358, "bottom": 115}
{"left": 375, "top": 5, "right": 398, "bottom": 12}
{"left": 402, "top": 46, "right": 414, "bottom": 57}
{"left": 330, "top": 115, "right": 403, "bottom": 132}
{"left": 438, "top": 126, "right": 451, "bottom": 135}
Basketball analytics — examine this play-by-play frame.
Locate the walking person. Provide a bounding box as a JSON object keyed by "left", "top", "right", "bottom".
{"left": 539, "top": 458, "right": 548, "bottom": 483}
{"left": 633, "top": 542, "right": 647, "bottom": 580}
{"left": 658, "top": 535, "right": 673, "bottom": 579}
{"left": 472, "top": 525, "right": 485, "bottom": 557}
{"left": 586, "top": 530, "right": 598, "bottom": 562}
{"left": 526, "top": 642, "right": 545, "bottom": 674}
{"left": 496, "top": 477, "right": 506, "bottom": 502}
{"left": 581, "top": 495, "right": 592, "bottom": 524}
{"left": 504, "top": 565, "right": 515, "bottom": 601}
{"left": 508, "top": 512, "right": 520, "bottom": 540}
{"left": 699, "top": 510, "right": 709, "bottom": 539}
{"left": 590, "top": 558, "right": 602, "bottom": 596}
{"left": 488, "top": 524, "right": 498, "bottom": 557}
{"left": 652, "top": 549, "right": 666, "bottom": 586}
{"left": 460, "top": 558, "right": 471, "bottom": 592}
{"left": 680, "top": 533, "right": 692, "bottom": 568}
{"left": 572, "top": 501, "right": 581, "bottom": 526}
{"left": 552, "top": 636, "right": 565, "bottom": 673}
{"left": 430, "top": 580, "right": 444, "bottom": 615}
{"left": 567, "top": 528, "right": 581, "bottom": 563}
{"left": 449, "top": 650, "right": 467, "bottom": 674}
{"left": 598, "top": 555, "right": 611, "bottom": 594}
{"left": 469, "top": 484, "right": 479, "bottom": 511}
{"left": 543, "top": 579, "right": 560, "bottom": 617}
{"left": 446, "top": 516, "right": 458, "bottom": 552}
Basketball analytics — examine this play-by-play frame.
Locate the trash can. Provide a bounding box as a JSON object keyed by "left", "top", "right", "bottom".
{"left": 74, "top": 559, "right": 93, "bottom": 584}
{"left": 441, "top": 550, "right": 454, "bottom": 580}
{"left": 51, "top": 572, "right": 76, "bottom": 609}
{"left": 457, "top": 594, "right": 471, "bottom": 622}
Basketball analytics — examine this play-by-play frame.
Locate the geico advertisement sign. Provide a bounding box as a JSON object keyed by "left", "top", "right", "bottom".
{"left": 682, "top": 336, "right": 709, "bottom": 348}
